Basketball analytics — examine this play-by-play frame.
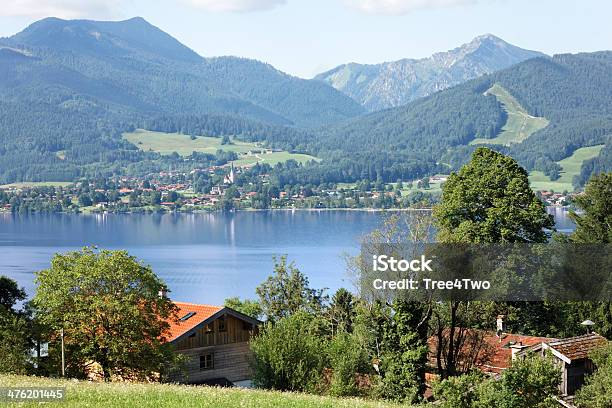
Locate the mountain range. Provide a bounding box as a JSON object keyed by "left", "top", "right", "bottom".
{"left": 315, "top": 34, "right": 546, "bottom": 111}
{"left": 0, "top": 17, "right": 609, "bottom": 187}
{"left": 0, "top": 17, "right": 364, "bottom": 128}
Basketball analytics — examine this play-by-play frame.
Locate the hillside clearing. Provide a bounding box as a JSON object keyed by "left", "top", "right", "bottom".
{"left": 0, "top": 375, "right": 403, "bottom": 408}
{"left": 528, "top": 144, "right": 605, "bottom": 192}
{"left": 123, "top": 129, "right": 259, "bottom": 156}
{"left": 470, "top": 84, "right": 549, "bottom": 146}
{"left": 123, "top": 129, "right": 318, "bottom": 166}
{"left": 0, "top": 181, "right": 73, "bottom": 189}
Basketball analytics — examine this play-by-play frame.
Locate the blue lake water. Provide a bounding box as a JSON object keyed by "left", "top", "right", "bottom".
{"left": 0, "top": 208, "right": 574, "bottom": 305}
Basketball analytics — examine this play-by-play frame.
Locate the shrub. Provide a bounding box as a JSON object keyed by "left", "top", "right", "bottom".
{"left": 250, "top": 312, "right": 327, "bottom": 393}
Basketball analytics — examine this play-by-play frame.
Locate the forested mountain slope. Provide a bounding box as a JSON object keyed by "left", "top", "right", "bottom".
{"left": 0, "top": 17, "right": 363, "bottom": 182}
{"left": 315, "top": 34, "right": 545, "bottom": 111}
{"left": 271, "top": 52, "right": 611, "bottom": 187}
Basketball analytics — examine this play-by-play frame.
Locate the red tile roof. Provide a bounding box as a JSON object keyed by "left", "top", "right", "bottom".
{"left": 166, "top": 302, "right": 223, "bottom": 342}
{"left": 428, "top": 329, "right": 555, "bottom": 374}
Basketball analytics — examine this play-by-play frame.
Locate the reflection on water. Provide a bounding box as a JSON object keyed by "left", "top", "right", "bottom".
{"left": 0, "top": 208, "right": 574, "bottom": 304}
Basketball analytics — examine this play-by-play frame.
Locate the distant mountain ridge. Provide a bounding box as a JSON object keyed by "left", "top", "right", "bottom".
{"left": 0, "top": 16, "right": 364, "bottom": 128}
{"left": 315, "top": 34, "right": 546, "bottom": 111}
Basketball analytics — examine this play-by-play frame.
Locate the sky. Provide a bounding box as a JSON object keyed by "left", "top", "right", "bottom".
{"left": 0, "top": 0, "right": 610, "bottom": 78}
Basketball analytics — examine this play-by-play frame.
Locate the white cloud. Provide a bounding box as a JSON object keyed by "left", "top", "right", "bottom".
{"left": 0, "top": 0, "right": 122, "bottom": 19}
{"left": 183, "top": 0, "right": 287, "bottom": 12}
{"left": 343, "top": 0, "right": 478, "bottom": 15}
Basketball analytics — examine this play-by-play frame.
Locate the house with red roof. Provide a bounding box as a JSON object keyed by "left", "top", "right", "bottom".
{"left": 165, "top": 301, "right": 261, "bottom": 386}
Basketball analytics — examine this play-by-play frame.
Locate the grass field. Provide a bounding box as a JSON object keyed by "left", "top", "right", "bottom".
{"left": 123, "top": 129, "right": 259, "bottom": 156}
{"left": 123, "top": 129, "right": 318, "bottom": 166}
{"left": 0, "top": 181, "right": 73, "bottom": 189}
{"left": 528, "top": 144, "right": 605, "bottom": 192}
{"left": 470, "top": 84, "right": 549, "bottom": 146}
{"left": 0, "top": 375, "right": 403, "bottom": 408}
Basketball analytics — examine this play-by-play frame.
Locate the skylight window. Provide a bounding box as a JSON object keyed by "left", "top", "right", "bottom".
{"left": 180, "top": 312, "right": 196, "bottom": 321}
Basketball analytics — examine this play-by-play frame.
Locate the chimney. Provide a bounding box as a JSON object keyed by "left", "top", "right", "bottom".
{"left": 496, "top": 315, "right": 504, "bottom": 341}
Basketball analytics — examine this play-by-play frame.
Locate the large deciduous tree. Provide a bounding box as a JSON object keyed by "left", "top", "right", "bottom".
{"left": 33, "top": 247, "right": 178, "bottom": 380}
{"left": 432, "top": 148, "right": 554, "bottom": 378}
{"left": 433, "top": 147, "right": 554, "bottom": 243}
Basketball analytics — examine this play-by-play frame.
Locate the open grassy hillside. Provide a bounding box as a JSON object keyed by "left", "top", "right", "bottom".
{"left": 528, "top": 144, "right": 605, "bottom": 191}
{"left": 0, "top": 375, "right": 402, "bottom": 408}
{"left": 0, "top": 181, "right": 73, "bottom": 189}
{"left": 123, "top": 129, "right": 259, "bottom": 156}
{"left": 470, "top": 84, "right": 549, "bottom": 146}
{"left": 123, "top": 129, "right": 319, "bottom": 166}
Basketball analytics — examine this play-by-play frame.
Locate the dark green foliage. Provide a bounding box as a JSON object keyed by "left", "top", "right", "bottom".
{"left": 0, "top": 276, "right": 31, "bottom": 374}
{"left": 434, "top": 354, "right": 561, "bottom": 408}
{"left": 224, "top": 297, "right": 263, "bottom": 320}
{"left": 255, "top": 256, "right": 327, "bottom": 322}
{"left": 328, "top": 288, "right": 356, "bottom": 334}
{"left": 433, "top": 148, "right": 554, "bottom": 243}
{"left": 327, "top": 330, "right": 370, "bottom": 397}
{"left": 570, "top": 172, "right": 612, "bottom": 243}
{"left": 250, "top": 312, "right": 327, "bottom": 393}
{"left": 576, "top": 343, "right": 612, "bottom": 408}
{"left": 0, "top": 275, "right": 27, "bottom": 312}
{"left": 372, "top": 300, "right": 430, "bottom": 403}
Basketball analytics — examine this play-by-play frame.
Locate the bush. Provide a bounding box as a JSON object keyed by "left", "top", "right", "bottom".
{"left": 433, "top": 353, "right": 560, "bottom": 408}
{"left": 576, "top": 344, "right": 612, "bottom": 408}
{"left": 327, "top": 330, "right": 370, "bottom": 397}
{"left": 433, "top": 370, "right": 485, "bottom": 408}
{"left": 250, "top": 312, "right": 327, "bottom": 393}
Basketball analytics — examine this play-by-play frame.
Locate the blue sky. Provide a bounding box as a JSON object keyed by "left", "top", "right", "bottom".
{"left": 1, "top": 0, "right": 610, "bottom": 78}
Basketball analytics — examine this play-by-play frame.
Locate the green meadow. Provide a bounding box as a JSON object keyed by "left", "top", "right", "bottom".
{"left": 528, "top": 144, "right": 605, "bottom": 192}
{"left": 470, "top": 84, "right": 549, "bottom": 146}
{"left": 0, "top": 181, "right": 73, "bottom": 189}
{"left": 123, "top": 129, "right": 318, "bottom": 166}
{"left": 123, "top": 129, "right": 258, "bottom": 156}
{"left": 0, "top": 375, "right": 403, "bottom": 408}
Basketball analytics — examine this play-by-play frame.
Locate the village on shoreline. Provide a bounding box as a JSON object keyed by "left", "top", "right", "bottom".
{"left": 0, "top": 166, "right": 577, "bottom": 214}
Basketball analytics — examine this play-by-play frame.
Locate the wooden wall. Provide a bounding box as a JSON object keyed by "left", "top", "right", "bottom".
{"left": 174, "top": 314, "right": 255, "bottom": 351}
{"left": 176, "top": 341, "right": 253, "bottom": 384}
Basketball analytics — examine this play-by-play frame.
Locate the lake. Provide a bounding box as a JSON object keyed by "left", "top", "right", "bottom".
{"left": 0, "top": 208, "right": 575, "bottom": 305}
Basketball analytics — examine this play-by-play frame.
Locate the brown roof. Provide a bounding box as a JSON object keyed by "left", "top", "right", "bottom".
{"left": 428, "top": 329, "right": 555, "bottom": 374}
{"left": 545, "top": 333, "right": 608, "bottom": 361}
{"left": 166, "top": 302, "right": 223, "bottom": 342}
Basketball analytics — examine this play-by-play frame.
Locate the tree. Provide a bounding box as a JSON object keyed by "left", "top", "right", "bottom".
{"left": 221, "top": 135, "right": 231, "bottom": 145}
{"left": 0, "top": 312, "right": 31, "bottom": 374}
{"left": 476, "top": 353, "right": 561, "bottom": 408}
{"left": 328, "top": 288, "right": 356, "bottom": 334}
{"left": 224, "top": 297, "right": 263, "bottom": 320}
{"left": 432, "top": 148, "right": 554, "bottom": 378}
{"left": 570, "top": 173, "right": 611, "bottom": 243}
{"left": 0, "top": 276, "right": 30, "bottom": 374}
{"left": 576, "top": 343, "right": 612, "bottom": 408}
{"left": 250, "top": 311, "right": 327, "bottom": 392}
{"left": 33, "top": 248, "right": 178, "bottom": 380}
{"left": 256, "top": 256, "right": 327, "bottom": 322}
{"left": 374, "top": 299, "right": 430, "bottom": 403}
{"left": 433, "top": 147, "right": 554, "bottom": 243}
{"left": 0, "top": 275, "right": 26, "bottom": 312}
